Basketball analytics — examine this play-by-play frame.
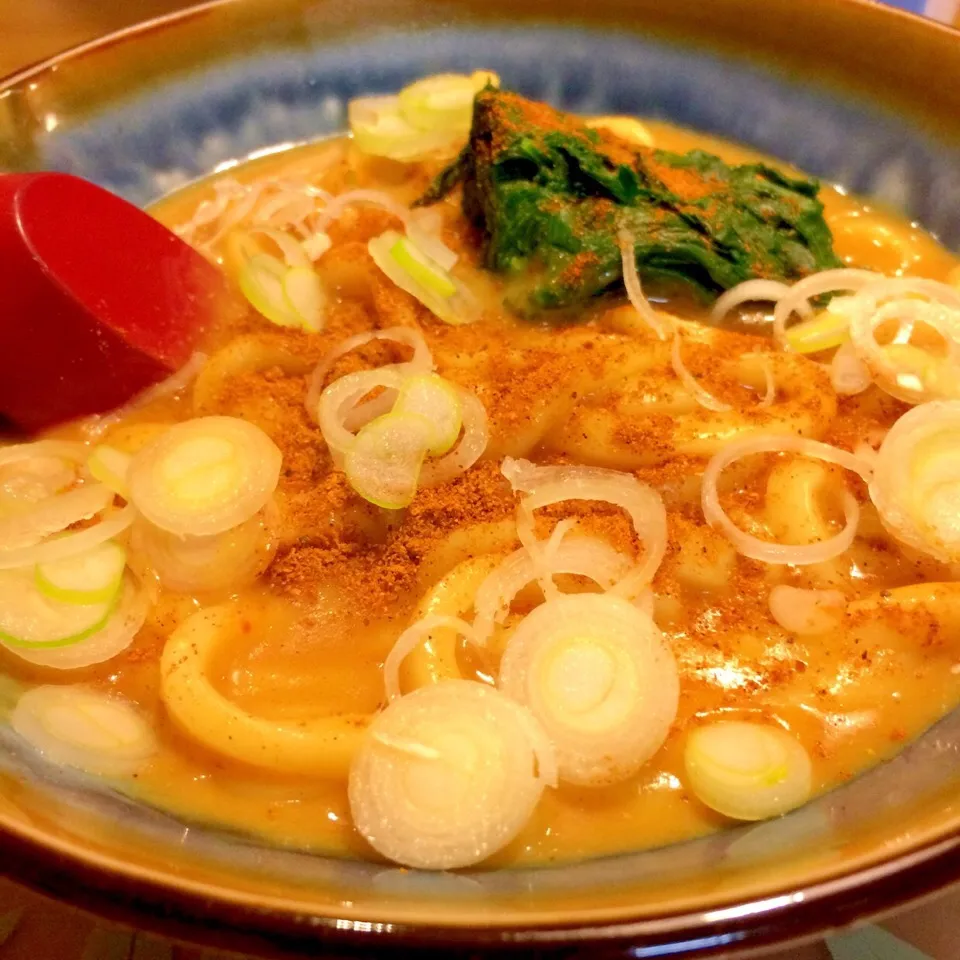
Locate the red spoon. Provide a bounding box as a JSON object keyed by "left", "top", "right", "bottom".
{"left": 0, "top": 172, "right": 232, "bottom": 434}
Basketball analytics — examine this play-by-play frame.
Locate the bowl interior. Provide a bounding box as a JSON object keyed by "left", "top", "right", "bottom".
{"left": 2, "top": 0, "right": 960, "bottom": 952}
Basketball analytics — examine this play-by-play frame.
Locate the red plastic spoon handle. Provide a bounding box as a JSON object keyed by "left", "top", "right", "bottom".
{"left": 0, "top": 172, "right": 231, "bottom": 433}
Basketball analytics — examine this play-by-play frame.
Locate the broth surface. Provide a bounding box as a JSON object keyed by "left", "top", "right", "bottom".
{"left": 11, "top": 120, "right": 960, "bottom": 866}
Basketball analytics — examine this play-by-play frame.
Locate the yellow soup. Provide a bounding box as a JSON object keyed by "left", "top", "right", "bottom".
{"left": 6, "top": 86, "right": 960, "bottom": 870}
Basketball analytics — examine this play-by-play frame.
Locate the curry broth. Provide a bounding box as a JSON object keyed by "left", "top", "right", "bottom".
{"left": 10, "top": 120, "right": 960, "bottom": 866}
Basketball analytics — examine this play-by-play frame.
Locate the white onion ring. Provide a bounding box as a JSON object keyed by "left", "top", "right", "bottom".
{"left": 524, "top": 517, "right": 578, "bottom": 602}
{"left": 617, "top": 229, "right": 672, "bottom": 341}
{"left": 501, "top": 458, "right": 667, "bottom": 595}
{"left": 710, "top": 279, "right": 800, "bottom": 325}
{"left": 773, "top": 269, "right": 881, "bottom": 348}
{"left": 419, "top": 388, "right": 489, "bottom": 487}
{"left": 0, "top": 505, "right": 136, "bottom": 571}
{"left": 671, "top": 334, "right": 731, "bottom": 412}
{"left": 849, "top": 297, "right": 960, "bottom": 403}
{"left": 0, "top": 484, "right": 113, "bottom": 552}
{"left": 317, "top": 368, "right": 407, "bottom": 464}
{"left": 0, "top": 441, "right": 86, "bottom": 506}
{"left": 306, "top": 326, "right": 433, "bottom": 424}
{"left": 173, "top": 177, "right": 247, "bottom": 244}
{"left": 858, "top": 276, "right": 960, "bottom": 312}
{"left": 204, "top": 187, "right": 263, "bottom": 249}
{"left": 473, "top": 536, "right": 633, "bottom": 646}
{"left": 382, "top": 615, "right": 476, "bottom": 703}
{"left": 701, "top": 435, "right": 874, "bottom": 565}
{"left": 0, "top": 441, "right": 88, "bottom": 470}
{"left": 246, "top": 226, "right": 310, "bottom": 268}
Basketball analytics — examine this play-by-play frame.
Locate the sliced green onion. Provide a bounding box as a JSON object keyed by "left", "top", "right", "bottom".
{"left": 3, "top": 573, "right": 145, "bottom": 669}
{"left": 127, "top": 417, "right": 282, "bottom": 537}
{"left": 398, "top": 71, "right": 499, "bottom": 132}
{"left": 368, "top": 229, "right": 476, "bottom": 325}
{"left": 498, "top": 593, "right": 679, "bottom": 786}
{"left": 344, "top": 412, "right": 433, "bottom": 509}
{"left": 130, "top": 505, "right": 274, "bottom": 595}
{"left": 870, "top": 400, "right": 960, "bottom": 562}
{"left": 86, "top": 445, "right": 132, "bottom": 499}
{"left": 282, "top": 266, "right": 325, "bottom": 332}
{"left": 0, "top": 505, "right": 134, "bottom": 572}
{"left": 35, "top": 541, "right": 126, "bottom": 606}
{"left": 238, "top": 246, "right": 326, "bottom": 333}
{"left": 12, "top": 685, "right": 157, "bottom": 777}
{"left": 239, "top": 253, "right": 301, "bottom": 328}
{"left": 391, "top": 234, "right": 457, "bottom": 298}
{"left": 0, "top": 483, "right": 113, "bottom": 554}
{"left": 684, "top": 721, "right": 813, "bottom": 821}
{"left": 393, "top": 373, "right": 463, "bottom": 456}
{"left": 0, "top": 568, "right": 118, "bottom": 648}
{"left": 0, "top": 442, "right": 82, "bottom": 508}
{"left": 785, "top": 299, "right": 855, "bottom": 354}
{"left": 348, "top": 679, "right": 554, "bottom": 869}
{"left": 349, "top": 95, "right": 462, "bottom": 162}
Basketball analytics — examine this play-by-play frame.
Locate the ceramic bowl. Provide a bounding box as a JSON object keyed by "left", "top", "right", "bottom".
{"left": 2, "top": 1, "right": 960, "bottom": 956}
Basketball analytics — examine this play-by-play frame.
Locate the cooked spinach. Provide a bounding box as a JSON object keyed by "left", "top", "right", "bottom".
{"left": 417, "top": 90, "right": 841, "bottom": 315}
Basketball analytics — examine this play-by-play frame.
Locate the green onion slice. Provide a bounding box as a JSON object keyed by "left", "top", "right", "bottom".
{"left": 684, "top": 721, "right": 813, "bottom": 821}
{"left": 238, "top": 249, "right": 327, "bottom": 333}
{"left": 86, "top": 445, "right": 132, "bottom": 499}
{"left": 393, "top": 373, "right": 463, "bottom": 456}
{"left": 0, "top": 568, "right": 120, "bottom": 649}
{"left": 344, "top": 412, "right": 434, "bottom": 509}
{"left": 349, "top": 95, "right": 462, "bottom": 162}
{"left": 398, "top": 71, "right": 499, "bottom": 133}
{"left": 127, "top": 416, "right": 282, "bottom": 538}
{"left": 368, "top": 230, "right": 477, "bottom": 325}
{"left": 786, "top": 298, "right": 855, "bottom": 354}
{"left": 35, "top": 541, "right": 126, "bottom": 606}
{"left": 12, "top": 685, "right": 158, "bottom": 777}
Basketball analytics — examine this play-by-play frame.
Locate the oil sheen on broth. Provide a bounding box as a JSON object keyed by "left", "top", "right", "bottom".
{"left": 5, "top": 77, "right": 960, "bottom": 871}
